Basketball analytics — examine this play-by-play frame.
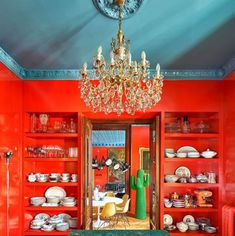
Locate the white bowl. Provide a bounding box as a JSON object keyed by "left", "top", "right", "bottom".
{"left": 62, "top": 201, "right": 76, "bottom": 207}
{"left": 63, "top": 197, "right": 75, "bottom": 203}
{"left": 68, "top": 217, "right": 78, "bottom": 228}
{"left": 165, "top": 152, "right": 176, "bottom": 158}
{"left": 46, "top": 196, "right": 60, "bottom": 204}
{"left": 165, "top": 148, "right": 174, "bottom": 154}
{"left": 176, "top": 152, "right": 187, "bottom": 158}
{"left": 164, "top": 201, "right": 173, "bottom": 208}
{"left": 41, "top": 224, "right": 55, "bottom": 231}
{"left": 31, "top": 219, "right": 45, "bottom": 227}
{"left": 30, "top": 224, "right": 41, "bottom": 230}
{"left": 205, "top": 226, "right": 217, "bottom": 233}
{"left": 201, "top": 149, "right": 217, "bottom": 158}
{"left": 187, "top": 151, "right": 200, "bottom": 158}
{"left": 56, "top": 222, "right": 69, "bottom": 231}
{"left": 30, "top": 197, "right": 46, "bottom": 206}
{"left": 188, "top": 222, "right": 199, "bottom": 231}
{"left": 176, "top": 222, "right": 188, "bottom": 232}
{"left": 165, "top": 175, "right": 179, "bottom": 183}
{"left": 48, "top": 216, "right": 63, "bottom": 224}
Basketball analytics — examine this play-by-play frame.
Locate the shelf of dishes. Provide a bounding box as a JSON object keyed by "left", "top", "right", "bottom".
{"left": 27, "top": 212, "right": 77, "bottom": 232}
{"left": 164, "top": 158, "right": 218, "bottom": 162}
{"left": 27, "top": 186, "right": 77, "bottom": 208}
{"left": 25, "top": 158, "right": 78, "bottom": 162}
{"left": 165, "top": 146, "right": 217, "bottom": 159}
{"left": 164, "top": 214, "right": 218, "bottom": 234}
{"left": 163, "top": 189, "right": 216, "bottom": 209}
{"left": 25, "top": 133, "right": 78, "bottom": 138}
{"left": 25, "top": 182, "right": 78, "bottom": 187}
{"left": 164, "top": 166, "right": 217, "bottom": 184}
{"left": 27, "top": 173, "right": 78, "bottom": 183}
{"left": 164, "top": 208, "right": 218, "bottom": 213}
{"left": 25, "top": 230, "right": 71, "bottom": 235}
{"left": 168, "top": 232, "right": 217, "bottom": 235}
{"left": 164, "top": 115, "right": 218, "bottom": 134}
{"left": 25, "top": 146, "right": 78, "bottom": 158}
{"left": 28, "top": 113, "right": 77, "bottom": 134}
{"left": 164, "top": 183, "right": 219, "bottom": 187}
{"left": 165, "top": 133, "right": 219, "bottom": 139}
{"left": 26, "top": 206, "right": 78, "bottom": 211}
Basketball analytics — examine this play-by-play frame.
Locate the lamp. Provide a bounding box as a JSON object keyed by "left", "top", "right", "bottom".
{"left": 80, "top": 0, "right": 163, "bottom": 116}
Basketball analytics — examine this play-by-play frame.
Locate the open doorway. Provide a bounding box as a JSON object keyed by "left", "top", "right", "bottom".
{"left": 82, "top": 118, "right": 160, "bottom": 230}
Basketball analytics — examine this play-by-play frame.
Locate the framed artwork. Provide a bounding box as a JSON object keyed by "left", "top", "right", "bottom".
{"left": 107, "top": 148, "right": 125, "bottom": 182}
{"left": 139, "top": 147, "right": 150, "bottom": 174}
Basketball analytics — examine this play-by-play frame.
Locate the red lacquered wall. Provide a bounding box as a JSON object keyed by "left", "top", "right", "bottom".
{"left": 223, "top": 71, "right": 235, "bottom": 205}
{"left": 0, "top": 63, "right": 23, "bottom": 236}
{"left": 23, "top": 80, "right": 223, "bottom": 114}
{"left": 130, "top": 125, "right": 150, "bottom": 214}
{"left": 21, "top": 79, "right": 223, "bottom": 232}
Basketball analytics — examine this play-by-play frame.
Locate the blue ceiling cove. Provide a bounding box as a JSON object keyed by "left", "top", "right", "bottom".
{"left": 0, "top": 0, "right": 235, "bottom": 78}
{"left": 92, "top": 130, "right": 126, "bottom": 147}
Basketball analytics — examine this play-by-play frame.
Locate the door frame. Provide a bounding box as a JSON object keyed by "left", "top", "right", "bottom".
{"left": 83, "top": 116, "right": 161, "bottom": 229}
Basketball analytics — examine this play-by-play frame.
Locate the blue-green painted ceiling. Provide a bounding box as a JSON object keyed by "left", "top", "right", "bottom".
{"left": 92, "top": 130, "right": 125, "bottom": 147}
{"left": 0, "top": 0, "right": 235, "bottom": 78}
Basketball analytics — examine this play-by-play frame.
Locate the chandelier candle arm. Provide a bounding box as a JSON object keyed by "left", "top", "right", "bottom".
{"left": 156, "top": 64, "right": 160, "bottom": 78}
{"left": 79, "top": 0, "right": 164, "bottom": 116}
{"left": 97, "top": 46, "right": 102, "bottom": 60}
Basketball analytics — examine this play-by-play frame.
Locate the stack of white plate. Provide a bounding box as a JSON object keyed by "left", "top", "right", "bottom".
{"left": 41, "top": 224, "right": 55, "bottom": 232}
{"left": 30, "top": 219, "right": 45, "bottom": 229}
{"left": 68, "top": 217, "right": 78, "bottom": 228}
{"left": 30, "top": 197, "right": 46, "bottom": 206}
{"left": 187, "top": 151, "right": 200, "bottom": 158}
{"left": 173, "top": 199, "right": 185, "bottom": 208}
{"left": 48, "top": 215, "right": 63, "bottom": 225}
{"left": 56, "top": 222, "right": 69, "bottom": 231}
{"left": 61, "top": 197, "right": 76, "bottom": 207}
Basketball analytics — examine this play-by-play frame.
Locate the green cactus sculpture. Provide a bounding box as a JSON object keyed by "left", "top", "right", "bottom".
{"left": 130, "top": 169, "right": 150, "bottom": 219}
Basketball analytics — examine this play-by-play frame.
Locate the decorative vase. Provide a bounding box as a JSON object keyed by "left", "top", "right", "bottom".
{"left": 130, "top": 169, "right": 150, "bottom": 219}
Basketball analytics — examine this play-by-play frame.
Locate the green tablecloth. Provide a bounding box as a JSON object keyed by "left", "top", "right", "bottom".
{"left": 69, "top": 230, "right": 169, "bottom": 236}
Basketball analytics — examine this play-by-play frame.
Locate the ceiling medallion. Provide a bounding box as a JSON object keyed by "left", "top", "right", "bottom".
{"left": 92, "top": 0, "right": 144, "bottom": 19}
{"left": 80, "top": 0, "right": 163, "bottom": 116}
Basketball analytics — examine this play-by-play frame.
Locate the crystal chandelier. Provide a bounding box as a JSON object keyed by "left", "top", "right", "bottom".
{"left": 80, "top": 0, "right": 163, "bottom": 116}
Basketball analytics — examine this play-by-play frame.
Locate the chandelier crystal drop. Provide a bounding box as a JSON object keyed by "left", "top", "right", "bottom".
{"left": 80, "top": 0, "right": 163, "bottom": 116}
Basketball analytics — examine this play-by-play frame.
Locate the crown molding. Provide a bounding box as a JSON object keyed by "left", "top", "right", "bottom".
{"left": 223, "top": 57, "right": 235, "bottom": 76}
{"left": 92, "top": 143, "right": 125, "bottom": 147}
{"left": 92, "top": 0, "right": 144, "bottom": 20}
{"left": 0, "top": 46, "right": 229, "bottom": 81}
{"left": 0, "top": 47, "right": 26, "bottom": 79}
{"left": 22, "top": 68, "right": 225, "bottom": 80}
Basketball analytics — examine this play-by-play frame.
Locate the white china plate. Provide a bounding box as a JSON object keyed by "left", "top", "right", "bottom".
{"left": 34, "top": 213, "right": 50, "bottom": 221}
{"left": 177, "top": 146, "right": 197, "bottom": 153}
{"left": 41, "top": 203, "right": 58, "bottom": 207}
{"left": 175, "top": 166, "right": 191, "bottom": 177}
{"left": 58, "top": 213, "right": 71, "bottom": 222}
{"left": 45, "top": 186, "right": 66, "bottom": 199}
{"left": 41, "top": 227, "right": 54, "bottom": 232}
{"left": 164, "top": 214, "right": 173, "bottom": 226}
{"left": 30, "top": 224, "right": 41, "bottom": 230}
{"left": 183, "top": 215, "right": 195, "bottom": 224}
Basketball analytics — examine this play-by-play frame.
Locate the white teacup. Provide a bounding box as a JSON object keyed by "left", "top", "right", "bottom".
{"left": 28, "top": 174, "right": 36, "bottom": 182}
{"left": 62, "top": 173, "right": 70, "bottom": 177}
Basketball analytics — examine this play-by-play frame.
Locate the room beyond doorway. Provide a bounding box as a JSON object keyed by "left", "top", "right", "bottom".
{"left": 83, "top": 117, "right": 160, "bottom": 230}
